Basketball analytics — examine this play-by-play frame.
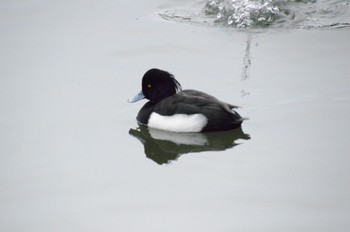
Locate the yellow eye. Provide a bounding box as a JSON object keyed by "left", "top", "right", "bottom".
{"left": 147, "top": 84, "right": 152, "bottom": 88}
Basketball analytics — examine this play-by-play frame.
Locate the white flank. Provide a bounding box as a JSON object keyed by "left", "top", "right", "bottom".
{"left": 148, "top": 113, "right": 208, "bottom": 132}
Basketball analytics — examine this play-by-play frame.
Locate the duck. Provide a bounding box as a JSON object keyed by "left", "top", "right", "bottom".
{"left": 128, "top": 68, "right": 245, "bottom": 132}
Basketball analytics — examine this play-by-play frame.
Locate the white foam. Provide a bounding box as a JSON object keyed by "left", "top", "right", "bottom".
{"left": 148, "top": 113, "right": 208, "bottom": 132}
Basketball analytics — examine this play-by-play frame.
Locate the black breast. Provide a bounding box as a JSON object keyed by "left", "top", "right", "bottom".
{"left": 136, "top": 101, "right": 155, "bottom": 126}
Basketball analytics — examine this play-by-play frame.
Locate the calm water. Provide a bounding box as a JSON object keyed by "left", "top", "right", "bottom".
{"left": 1, "top": 0, "right": 350, "bottom": 231}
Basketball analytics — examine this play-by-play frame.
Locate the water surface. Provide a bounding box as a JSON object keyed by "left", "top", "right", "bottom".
{"left": 1, "top": 0, "right": 350, "bottom": 231}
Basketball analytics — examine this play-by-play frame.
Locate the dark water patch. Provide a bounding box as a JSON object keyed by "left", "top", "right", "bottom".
{"left": 129, "top": 125, "right": 250, "bottom": 165}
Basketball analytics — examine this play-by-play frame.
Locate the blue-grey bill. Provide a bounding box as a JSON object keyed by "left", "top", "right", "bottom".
{"left": 128, "top": 91, "right": 145, "bottom": 103}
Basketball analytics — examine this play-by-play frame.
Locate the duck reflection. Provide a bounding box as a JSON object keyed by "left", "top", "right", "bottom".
{"left": 129, "top": 125, "right": 250, "bottom": 165}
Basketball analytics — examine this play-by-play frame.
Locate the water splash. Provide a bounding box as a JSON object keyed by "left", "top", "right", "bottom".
{"left": 158, "top": 0, "right": 350, "bottom": 29}
{"left": 205, "top": 0, "right": 280, "bottom": 28}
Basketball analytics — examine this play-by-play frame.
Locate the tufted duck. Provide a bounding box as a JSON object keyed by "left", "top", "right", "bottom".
{"left": 128, "top": 69, "right": 245, "bottom": 132}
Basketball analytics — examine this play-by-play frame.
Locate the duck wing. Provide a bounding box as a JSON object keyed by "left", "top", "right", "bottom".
{"left": 154, "top": 90, "right": 243, "bottom": 131}
{"left": 156, "top": 90, "right": 239, "bottom": 114}
{"left": 181, "top": 90, "right": 240, "bottom": 109}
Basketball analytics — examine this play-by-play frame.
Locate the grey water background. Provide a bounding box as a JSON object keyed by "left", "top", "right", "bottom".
{"left": 1, "top": 0, "right": 350, "bottom": 231}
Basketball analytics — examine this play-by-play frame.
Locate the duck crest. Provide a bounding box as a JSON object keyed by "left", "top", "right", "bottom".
{"left": 142, "top": 69, "right": 182, "bottom": 103}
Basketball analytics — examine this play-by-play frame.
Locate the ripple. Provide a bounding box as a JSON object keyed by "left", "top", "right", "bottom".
{"left": 157, "top": 0, "right": 350, "bottom": 30}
